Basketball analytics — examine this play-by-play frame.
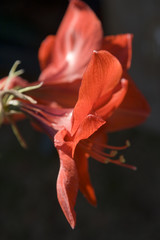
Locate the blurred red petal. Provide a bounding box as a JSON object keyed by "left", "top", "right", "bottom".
{"left": 102, "top": 34, "right": 133, "bottom": 69}
{"left": 29, "top": 79, "right": 80, "bottom": 108}
{"left": 97, "top": 78, "right": 128, "bottom": 119}
{"left": 75, "top": 145, "right": 97, "bottom": 206}
{"left": 39, "top": 0, "right": 103, "bottom": 84}
{"left": 38, "top": 35, "right": 55, "bottom": 70}
{"left": 106, "top": 73, "right": 150, "bottom": 132}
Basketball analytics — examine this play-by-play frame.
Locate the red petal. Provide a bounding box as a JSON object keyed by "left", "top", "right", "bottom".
{"left": 38, "top": 35, "right": 55, "bottom": 70}
{"left": 102, "top": 34, "right": 133, "bottom": 69}
{"left": 72, "top": 114, "right": 105, "bottom": 155}
{"left": 97, "top": 78, "right": 128, "bottom": 119}
{"left": 39, "top": 0, "right": 103, "bottom": 84}
{"left": 72, "top": 50, "right": 122, "bottom": 134}
{"left": 56, "top": 150, "right": 78, "bottom": 229}
{"left": 106, "top": 73, "right": 150, "bottom": 132}
{"left": 55, "top": 129, "right": 78, "bottom": 228}
{"left": 74, "top": 145, "right": 97, "bottom": 206}
{"left": 29, "top": 79, "right": 80, "bottom": 108}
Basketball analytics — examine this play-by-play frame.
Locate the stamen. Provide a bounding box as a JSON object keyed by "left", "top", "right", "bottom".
{"left": 110, "top": 150, "right": 118, "bottom": 157}
{"left": 79, "top": 138, "right": 136, "bottom": 170}
{"left": 89, "top": 139, "right": 131, "bottom": 150}
{"left": 80, "top": 140, "right": 117, "bottom": 159}
{"left": 119, "top": 155, "right": 126, "bottom": 163}
{"left": 89, "top": 150, "right": 109, "bottom": 164}
{"left": 108, "top": 158, "right": 137, "bottom": 171}
{"left": 126, "top": 140, "right": 131, "bottom": 147}
{"left": 92, "top": 146, "right": 118, "bottom": 158}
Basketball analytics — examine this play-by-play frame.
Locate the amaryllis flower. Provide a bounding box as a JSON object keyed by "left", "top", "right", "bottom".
{"left": 0, "top": 50, "right": 150, "bottom": 229}
{"left": 0, "top": 0, "right": 150, "bottom": 229}
{"left": 4, "top": 50, "right": 137, "bottom": 228}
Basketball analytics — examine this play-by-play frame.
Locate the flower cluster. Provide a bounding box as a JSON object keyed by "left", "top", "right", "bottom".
{"left": 0, "top": 0, "right": 150, "bottom": 228}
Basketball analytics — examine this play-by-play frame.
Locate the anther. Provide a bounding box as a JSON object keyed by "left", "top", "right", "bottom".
{"left": 110, "top": 150, "right": 118, "bottom": 157}
{"left": 119, "top": 155, "right": 126, "bottom": 163}
{"left": 105, "top": 158, "right": 110, "bottom": 164}
{"left": 126, "top": 140, "right": 131, "bottom": 147}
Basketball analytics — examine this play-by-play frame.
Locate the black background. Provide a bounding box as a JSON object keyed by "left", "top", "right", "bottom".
{"left": 0, "top": 0, "right": 160, "bottom": 239}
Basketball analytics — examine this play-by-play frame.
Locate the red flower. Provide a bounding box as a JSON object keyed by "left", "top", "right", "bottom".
{"left": 0, "top": 50, "right": 150, "bottom": 229}
{"left": 0, "top": 0, "right": 150, "bottom": 229}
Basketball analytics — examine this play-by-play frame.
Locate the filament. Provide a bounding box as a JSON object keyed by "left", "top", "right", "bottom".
{"left": 80, "top": 138, "right": 136, "bottom": 170}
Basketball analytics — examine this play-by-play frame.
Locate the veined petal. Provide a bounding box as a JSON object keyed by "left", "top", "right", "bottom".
{"left": 56, "top": 149, "right": 78, "bottom": 229}
{"left": 72, "top": 114, "right": 105, "bottom": 155}
{"left": 39, "top": 0, "right": 103, "bottom": 84}
{"left": 102, "top": 34, "right": 133, "bottom": 69}
{"left": 38, "top": 35, "right": 55, "bottom": 70}
{"left": 54, "top": 129, "right": 78, "bottom": 229}
{"left": 96, "top": 78, "right": 128, "bottom": 119}
{"left": 106, "top": 73, "right": 150, "bottom": 132}
{"left": 72, "top": 50, "right": 123, "bottom": 134}
{"left": 53, "top": 0, "right": 103, "bottom": 73}
{"left": 29, "top": 79, "right": 80, "bottom": 108}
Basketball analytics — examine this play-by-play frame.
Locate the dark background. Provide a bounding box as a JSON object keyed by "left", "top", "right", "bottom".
{"left": 0, "top": 0, "right": 160, "bottom": 239}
